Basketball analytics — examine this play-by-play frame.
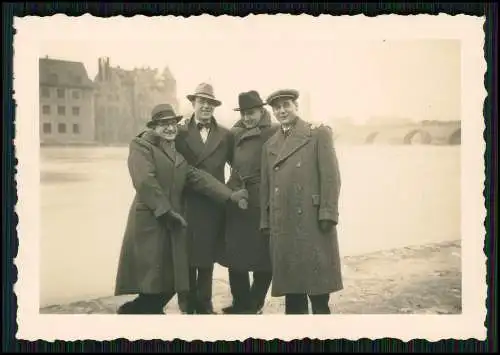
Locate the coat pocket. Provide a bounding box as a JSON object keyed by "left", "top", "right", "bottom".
{"left": 312, "top": 194, "right": 321, "bottom": 206}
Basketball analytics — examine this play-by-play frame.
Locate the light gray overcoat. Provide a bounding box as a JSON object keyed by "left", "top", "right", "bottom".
{"left": 260, "top": 118, "right": 343, "bottom": 296}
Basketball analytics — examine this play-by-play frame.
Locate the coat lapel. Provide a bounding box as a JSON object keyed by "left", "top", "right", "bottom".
{"left": 266, "top": 130, "right": 284, "bottom": 158}
{"left": 196, "top": 118, "right": 224, "bottom": 165}
{"left": 236, "top": 126, "right": 261, "bottom": 146}
{"left": 159, "top": 140, "right": 177, "bottom": 163}
{"left": 273, "top": 118, "right": 311, "bottom": 167}
{"left": 184, "top": 116, "right": 206, "bottom": 157}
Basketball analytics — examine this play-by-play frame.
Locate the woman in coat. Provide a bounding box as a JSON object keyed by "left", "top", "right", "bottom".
{"left": 221, "top": 91, "right": 280, "bottom": 314}
{"left": 115, "top": 103, "right": 248, "bottom": 315}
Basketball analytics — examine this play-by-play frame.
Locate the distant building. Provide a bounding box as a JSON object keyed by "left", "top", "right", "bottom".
{"left": 39, "top": 57, "right": 95, "bottom": 144}
{"left": 93, "top": 57, "right": 179, "bottom": 145}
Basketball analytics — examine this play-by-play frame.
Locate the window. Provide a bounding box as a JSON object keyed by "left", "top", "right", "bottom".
{"left": 72, "top": 90, "right": 81, "bottom": 99}
{"left": 57, "top": 88, "right": 65, "bottom": 99}
{"left": 42, "top": 105, "right": 51, "bottom": 115}
{"left": 57, "top": 106, "right": 66, "bottom": 116}
{"left": 41, "top": 87, "right": 50, "bottom": 98}
{"left": 42, "top": 123, "right": 51, "bottom": 134}
{"left": 72, "top": 107, "right": 80, "bottom": 116}
{"left": 58, "top": 123, "right": 66, "bottom": 133}
{"left": 73, "top": 124, "right": 80, "bottom": 134}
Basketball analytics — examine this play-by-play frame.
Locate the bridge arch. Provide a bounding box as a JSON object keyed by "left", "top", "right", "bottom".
{"left": 365, "top": 132, "right": 379, "bottom": 144}
{"left": 403, "top": 129, "right": 432, "bottom": 145}
{"left": 448, "top": 128, "right": 461, "bottom": 145}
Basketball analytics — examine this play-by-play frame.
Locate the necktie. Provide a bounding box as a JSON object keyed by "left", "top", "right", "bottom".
{"left": 197, "top": 122, "right": 210, "bottom": 143}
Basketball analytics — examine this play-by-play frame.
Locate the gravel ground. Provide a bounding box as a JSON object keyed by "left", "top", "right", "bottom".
{"left": 40, "top": 240, "right": 461, "bottom": 315}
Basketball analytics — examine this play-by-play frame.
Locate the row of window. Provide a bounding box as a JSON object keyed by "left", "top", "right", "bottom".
{"left": 42, "top": 123, "right": 80, "bottom": 134}
{"left": 42, "top": 105, "right": 80, "bottom": 116}
{"left": 41, "top": 87, "right": 81, "bottom": 100}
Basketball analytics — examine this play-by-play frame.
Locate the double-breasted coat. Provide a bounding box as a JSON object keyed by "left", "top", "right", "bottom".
{"left": 260, "top": 118, "right": 343, "bottom": 297}
{"left": 114, "top": 131, "right": 234, "bottom": 296}
{"left": 175, "top": 115, "right": 234, "bottom": 268}
{"left": 222, "top": 112, "right": 280, "bottom": 271}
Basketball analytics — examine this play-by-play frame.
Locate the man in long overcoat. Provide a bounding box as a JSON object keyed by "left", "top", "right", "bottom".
{"left": 115, "top": 103, "right": 248, "bottom": 315}
{"left": 175, "top": 83, "right": 235, "bottom": 314}
{"left": 260, "top": 89, "right": 343, "bottom": 314}
{"left": 221, "top": 91, "right": 280, "bottom": 314}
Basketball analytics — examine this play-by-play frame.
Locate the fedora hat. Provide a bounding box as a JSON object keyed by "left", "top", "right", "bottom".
{"left": 266, "top": 89, "right": 300, "bottom": 106}
{"left": 233, "top": 90, "right": 266, "bottom": 111}
{"left": 146, "top": 103, "right": 183, "bottom": 128}
{"left": 186, "top": 82, "right": 222, "bottom": 107}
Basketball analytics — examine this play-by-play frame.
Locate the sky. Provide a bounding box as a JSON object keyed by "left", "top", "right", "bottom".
{"left": 37, "top": 15, "right": 462, "bottom": 125}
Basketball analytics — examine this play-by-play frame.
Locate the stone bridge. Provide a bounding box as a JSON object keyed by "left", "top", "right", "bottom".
{"left": 333, "top": 121, "right": 461, "bottom": 146}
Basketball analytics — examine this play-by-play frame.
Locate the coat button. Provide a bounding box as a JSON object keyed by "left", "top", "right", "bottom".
{"left": 297, "top": 208, "right": 303, "bottom": 215}
{"left": 274, "top": 187, "right": 279, "bottom": 193}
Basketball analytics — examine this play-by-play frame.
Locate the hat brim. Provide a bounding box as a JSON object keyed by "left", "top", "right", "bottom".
{"left": 147, "top": 116, "right": 183, "bottom": 128}
{"left": 233, "top": 103, "right": 266, "bottom": 111}
{"left": 187, "top": 94, "right": 222, "bottom": 107}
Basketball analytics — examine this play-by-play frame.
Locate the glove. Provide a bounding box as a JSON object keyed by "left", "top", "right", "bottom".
{"left": 319, "top": 220, "right": 335, "bottom": 234}
{"left": 230, "top": 189, "right": 249, "bottom": 210}
{"left": 160, "top": 210, "right": 188, "bottom": 229}
{"left": 168, "top": 210, "right": 188, "bottom": 228}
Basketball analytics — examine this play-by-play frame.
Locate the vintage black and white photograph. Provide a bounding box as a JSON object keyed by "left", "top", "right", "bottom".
{"left": 14, "top": 14, "right": 486, "bottom": 341}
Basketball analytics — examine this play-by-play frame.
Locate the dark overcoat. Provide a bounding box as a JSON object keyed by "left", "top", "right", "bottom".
{"left": 175, "top": 115, "right": 234, "bottom": 268}
{"left": 115, "top": 131, "right": 233, "bottom": 296}
{"left": 260, "top": 118, "right": 343, "bottom": 297}
{"left": 222, "top": 112, "right": 280, "bottom": 271}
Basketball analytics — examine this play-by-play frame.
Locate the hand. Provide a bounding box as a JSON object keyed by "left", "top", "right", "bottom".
{"left": 319, "top": 220, "right": 335, "bottom": 234}
{"left": 260, "top": 228, "right": 270, "bottom": 237}
{"left": 230, "top": 189, "right": 249, "bottom": 204}
{"left": 167, "top": 210, "right": 188, "bottom": 228}
{"left": 237, "top": 199, "right": 248, "bottom": 210}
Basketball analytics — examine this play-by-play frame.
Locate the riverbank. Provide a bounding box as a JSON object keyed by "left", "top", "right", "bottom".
{"left": 40, "top": 240, "right": 461, "bottom": 315}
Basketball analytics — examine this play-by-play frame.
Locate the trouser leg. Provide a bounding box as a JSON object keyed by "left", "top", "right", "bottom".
{"left": 250, "top": 271, "right": 272, "bottom": 311}
{"left": 284, "top": 294, "right": 309, "bottom": 314}
{"left": 177, "top": 267, "right": 197, "bottom": 314}
{"left": 309, "top": 293, "right": 331, "bottom": 314}
{"left": 196, "top": 264, "right": 215, "bottom": 313}
{"left": 228, "top": 269, "right": 251, "bottom": 308}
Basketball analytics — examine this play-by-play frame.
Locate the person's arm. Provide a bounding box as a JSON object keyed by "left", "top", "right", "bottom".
{"left": 316, "top": 125, "right": 341, "bottom": 226}
{"left": 127, "top": 138, "right": 172, "bottom": 218}
{"left": 185, "top": 165, "right": 248, "bottom": 207}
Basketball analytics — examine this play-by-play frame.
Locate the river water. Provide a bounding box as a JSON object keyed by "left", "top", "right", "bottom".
{"left": 40, "top": 145, "right": 460, "bottom": 307}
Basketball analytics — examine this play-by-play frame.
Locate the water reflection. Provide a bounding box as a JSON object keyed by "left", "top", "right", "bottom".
{"left": 40, "top": 145, "right": 460, "bottom": 307}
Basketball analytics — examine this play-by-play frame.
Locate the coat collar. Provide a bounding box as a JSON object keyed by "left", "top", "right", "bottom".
{"left": 232, "top": 111, "right": 272, "bottom": 145}
{"left": 138, "top": 130, "right": 185, "bottom": 167}
{"left": 184, "top": 114, "right": 225, "bottom": 166}
{"left": 267, "top": 117, "right": 312, "bottom": 167}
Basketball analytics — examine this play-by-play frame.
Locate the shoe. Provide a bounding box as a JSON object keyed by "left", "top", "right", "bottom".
{"left": 117, "top": 302, "right": 136, "bottom": 315}
{"left": 222, "top": 304, "right": 241, "bottom": 314}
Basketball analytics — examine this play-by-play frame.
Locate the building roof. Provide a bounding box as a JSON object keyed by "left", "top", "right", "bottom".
{"left": 39, "top": 57, "right": 94, "bottom": 89}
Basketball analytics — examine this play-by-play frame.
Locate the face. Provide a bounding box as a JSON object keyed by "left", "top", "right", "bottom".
{"left": 153, "top": 119, "right": 178, "bottom": 141}
{"left": 241, "top": 107, "right": 263, "bottom": 129}
{"left": 270, "top": 98, "right": 298, "bottom": 126}
{"left": 192, "top": 97, "right": 216, "bottom": 123}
